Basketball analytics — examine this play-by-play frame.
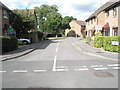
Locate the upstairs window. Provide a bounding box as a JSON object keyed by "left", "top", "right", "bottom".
{"left": 91, "top": 19, "right": 93, "bottom": 24}
{"left": 3, "top": 10, "right": 8, "bottom": 19}
{"left": 113, "top": 7, "right": 117, "bottom": 16}
{"left": 94, "top": 18, "right": 96, "bottom": 22}
{"left": 106, "top": 11, "right": 109, "bottom": 17}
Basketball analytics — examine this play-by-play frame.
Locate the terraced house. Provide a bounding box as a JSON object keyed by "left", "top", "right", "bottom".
{"left": 0, "top": 2, "right": 10, "bottom": 35}
{"left": 86, "top": 0, "right": 120, "bottom": 38}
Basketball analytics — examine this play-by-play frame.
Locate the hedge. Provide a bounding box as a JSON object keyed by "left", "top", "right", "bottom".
{"left": 94, "top": 36, "right": 120, "bottom": 52}
{"left": 0, "top": 36, "right": 18, "bottom": 53}
{"left": 94, "top": 36, "right": 104, "bottom": 48}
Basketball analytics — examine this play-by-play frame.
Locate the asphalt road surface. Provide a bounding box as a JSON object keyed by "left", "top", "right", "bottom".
{"left": 1, "top": 38, "right": 119, "bottom": 88}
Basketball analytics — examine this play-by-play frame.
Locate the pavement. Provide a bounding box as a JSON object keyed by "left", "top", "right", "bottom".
{"left": 0, "top": 40, "right": 50, "bottom": 61}
{"left": 1, "top": 37, "right": 119, "bottom": 88}
{"left": 0, "top": 37, "right": 119, "bottom": 62}
{"left": 72, "top": 37, "right": 119, "bottom": 61}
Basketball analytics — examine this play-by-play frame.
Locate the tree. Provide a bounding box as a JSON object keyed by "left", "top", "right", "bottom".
{"left": 35, "top": 4, "right": 77, "bottom": 36}
{"left": 10, "top": 9, "right": 37, "bottom": 37}
{"left": 45, "top": 12, "right": 62, "bottom": 34}
{"left": 35, "top": 4, "right": 61, "bottom": 34}
{"left": 9, "top": 11, "right": 23, "bottom": 36}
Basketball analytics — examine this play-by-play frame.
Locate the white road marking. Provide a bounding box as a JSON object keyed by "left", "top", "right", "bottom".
{"left": 56, "top": 47, "right": 59, "bottom": 53}
{"left": 112, "top": 67, "right": 120, "bottom": 70}
{"left": 34, "top": 70, "right": 47, "bottom": 72}
{"left": 108, "top": 64, "right": 120, "bottom": 67}
{"left": 13, "top": 70, "right": 27, "bottom": 73}
{"left": 91, "top": 65, "right": 103, "bottom": 68}
{"left": 0, "top": 71, "right": 6, "bottom": 73}
{"left": 53, "top": 55, "right": 57, "bottom": 71}
{"left": 94, "top": 67, "right": 108, "bottom": 70}
{"left": 75, "top": 68, "right": 89, "bottom": 71}
{"left": 56, "top": 66, "right": 68, "bottom": 68}
{"left": 56, "top": 69, "right": 68, "bottom": 71}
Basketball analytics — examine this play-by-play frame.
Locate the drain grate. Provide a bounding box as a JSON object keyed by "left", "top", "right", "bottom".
{"left": 94, "top": 72, "right": 114, "bottom": 77}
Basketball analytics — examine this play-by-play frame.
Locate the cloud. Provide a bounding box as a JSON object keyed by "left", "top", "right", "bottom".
{"left": 0, "top": 0, "right": 109, "bottom": 20}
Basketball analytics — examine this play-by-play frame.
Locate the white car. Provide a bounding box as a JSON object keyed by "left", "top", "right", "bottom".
{"left": 18, "top": 38, "right": 31, "bottom": 44}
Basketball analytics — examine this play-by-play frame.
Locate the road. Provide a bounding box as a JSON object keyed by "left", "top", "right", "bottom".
{"left": 1, "top": 38, "right": 119, "bottom": 88}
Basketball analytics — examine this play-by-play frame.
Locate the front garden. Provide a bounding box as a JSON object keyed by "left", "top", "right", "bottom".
{"left": 94, "top": 36, "right": 120, "bottom": 53}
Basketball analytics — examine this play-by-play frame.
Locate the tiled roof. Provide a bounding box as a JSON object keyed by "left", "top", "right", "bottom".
{"left": 73, "top": 20, "right": 85, "bottom": 25}
{"left": 13, "top": 9, "right": 35, "bottom": 15}
{"left": 86, "top": 1, "right": 119, "bottom": 21}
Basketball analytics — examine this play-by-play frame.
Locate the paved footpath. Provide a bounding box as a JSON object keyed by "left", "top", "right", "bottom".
{"left": 0, "top": 40, "right": 51, "bottom": 61}
{"left": 72, "top": 37, "right": 119, "bottom": 61}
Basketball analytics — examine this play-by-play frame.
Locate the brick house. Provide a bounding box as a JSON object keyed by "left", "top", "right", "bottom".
{"left": 0, "top": 2, "right": 10, "bottom": 35}
{"left": 86, "top": 0, "right": 120, "bottom": 38}
{"left": 65, "top": 20, "right": 86, "bottom": 37}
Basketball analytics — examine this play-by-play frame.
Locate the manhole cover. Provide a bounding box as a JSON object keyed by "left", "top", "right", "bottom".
{"left": 94, "top": 72, "right": 114, "bottom": 77}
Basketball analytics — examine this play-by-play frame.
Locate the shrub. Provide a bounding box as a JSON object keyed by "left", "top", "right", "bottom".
{"left": 94, "top": 31, "right": 102, "bottom": 36}
{"left": 94, "top": 36, "right": 104, "bottom": 48}
{"left": 103, "top": 36, "right": 120, "bottom": 52}
{"left": 0, "top": 36, "right": 18, "bottom": 53}
{"left": 94, "top": 36, "right": 120, "bottom": 52}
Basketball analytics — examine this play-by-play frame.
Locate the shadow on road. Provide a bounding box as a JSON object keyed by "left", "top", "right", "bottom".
{"left": 2, "top": 38, "right": 60, "bottom": 56}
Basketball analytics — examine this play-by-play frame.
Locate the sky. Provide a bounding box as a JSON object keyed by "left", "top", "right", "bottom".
{"left": 0, "top": 0, "right": 110, "bottom": 20}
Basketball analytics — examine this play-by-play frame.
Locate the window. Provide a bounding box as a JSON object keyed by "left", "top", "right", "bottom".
{"left": 94, "top": 18, "right": 96, "bottom": 22}
{"left": 91, "top": 19, "right": 93, "bottom": 24}
{"left": 106, "top": 11, "right": 109, "bottom": 17}
{"left": 81, "top": 25, "right": 86, "bottom": 30}
{"left": 113, "top": 7, "right": 117, "bottom": 16}
{"left": 103, "top": 29, "right": 109, "bottom": 36}
{"left": 113, "top": 27, "right": 118, "bottom": 36}
{"left": 3, "top": 10, "right": 8, "bottom": 19}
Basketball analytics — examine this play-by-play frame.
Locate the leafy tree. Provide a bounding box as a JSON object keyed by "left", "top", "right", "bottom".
{"left": 9, "top": 11, "right": 23, "bottom": 36}
{"left": 46, "top": 12, "right": 62, "bottom": 34}
{"left": 35, "top": 4, "right": 77, "bottom": 36}
{"left": 10, "top": 9, "right": 37, "bottom": 37}
{"left": 35, "top": 4, "right": 61, "bottom": 34}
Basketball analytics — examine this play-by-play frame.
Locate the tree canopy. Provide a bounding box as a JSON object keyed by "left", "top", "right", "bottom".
{"left": 35, "top": 4, "right": 77, "bottom": 35}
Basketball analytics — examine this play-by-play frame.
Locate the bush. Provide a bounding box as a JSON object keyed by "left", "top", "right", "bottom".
{"left": 94, "top": 31, "right": 102, "bottom": 36}
{"left": 94, "top": 36, "right": 120, "bottom": 52}
{"left": 103, "top": 36, "right": 120, "bottom": 52}
{"left": 94, "top": 36, "right": 104, "bottom": 48}
{"left": 0, "top": 36, "right": 18, "bottom": 53}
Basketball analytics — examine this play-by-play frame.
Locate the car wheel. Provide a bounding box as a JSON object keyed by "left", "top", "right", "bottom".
{"left": 22, "top": 41, "right": 28, "bottom": 44}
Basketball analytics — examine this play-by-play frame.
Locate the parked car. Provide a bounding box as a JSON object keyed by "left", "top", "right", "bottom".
{"left": 18, "top": 38, "right": 31, "bottom": 44}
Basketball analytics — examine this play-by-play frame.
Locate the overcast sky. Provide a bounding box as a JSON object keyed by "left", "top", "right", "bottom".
{"left": 1, "top": 0, "right": 109, "bottom": 20}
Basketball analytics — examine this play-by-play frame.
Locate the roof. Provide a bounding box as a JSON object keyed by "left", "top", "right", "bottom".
{"left": 86, "top": 1, "right": 119, "bottom": 21}
{"left": 13, "top": 9, "right": 35, "bottom": 15}
{"left": 0, "top": 1, "right": 10, "bottom": 11}
{"left": 72, "top": 20, "right": 85, "bottom": 25}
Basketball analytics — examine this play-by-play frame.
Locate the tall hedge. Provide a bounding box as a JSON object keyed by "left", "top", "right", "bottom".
{"left": 94, "top": 36, "right": 120, "bottom": 52}
{"left": 0, "top": 36, "right": 18, "bottom": 53}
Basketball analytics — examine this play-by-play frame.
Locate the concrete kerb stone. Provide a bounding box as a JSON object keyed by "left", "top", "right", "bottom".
{"left": 72, "top": 38, "right": 118, "bottom": 61}
{"left": 1, "top": 40, "right": 49, "bottom": 62}
{"left": 1, "top": 48, "right": 37, "bottom": 62}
